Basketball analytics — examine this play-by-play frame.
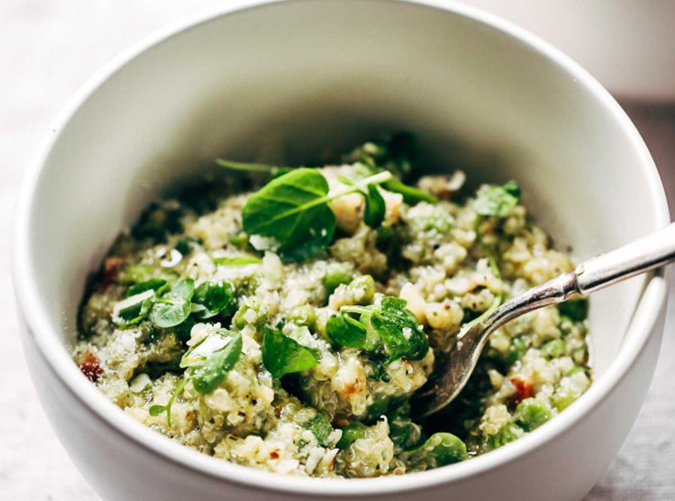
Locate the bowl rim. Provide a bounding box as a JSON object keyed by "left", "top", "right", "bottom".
{"left": 12, "top": 0, "right": 670, "bottom": 496}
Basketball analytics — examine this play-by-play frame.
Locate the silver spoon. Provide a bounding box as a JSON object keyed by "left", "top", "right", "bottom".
{"left": 412, "top": 222, "right": 675, "bottom": 418}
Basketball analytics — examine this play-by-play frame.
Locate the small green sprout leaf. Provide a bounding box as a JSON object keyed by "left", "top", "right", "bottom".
{"left": 307, "top": 413, "right": 334, "bottom": 448}
{"left": 261, "top": 327, "right": 319, "bottom": 378}
{"left": 326, "top": 313, "right": 368, "bottom": 349}
{"left": 125, "top": 278, "right": 168, "bottom": 298}
{"left": 191, "top": 280, "right": 234, "bottom": 320}
{"left": 242, "top": 168, "right": 392, "bottom": 261}
{"left": 191, "top": 332, "right": 243, "bottom": 394}
{"left": 150, "top": 279, "right": 195, "bottom": 328}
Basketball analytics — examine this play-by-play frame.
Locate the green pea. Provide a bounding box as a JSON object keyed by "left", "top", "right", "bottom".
{"left": 488, "top": 423, "right": 523, "bottom": 450}
{"left": 553, "top": 391, "right": 577, "bottom": 412}
{"left": 232, "top": 299, "right": 266, "bottom": 329}
{"left": 350, "top": 275, "right": 376, "bottom": 304}
{"left": 514, "top": 398, "right": 552, "bottom": 431}
{"left": 542, "top": 339, "right": 566, "bottom": 359}
{"left": 323, "top": 270, "right": 353, "bottom": 298}
{"left": 288, "top": 305, "right": 316, "bottom": 328}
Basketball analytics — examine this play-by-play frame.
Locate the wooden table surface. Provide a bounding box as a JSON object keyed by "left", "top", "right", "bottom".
{"left": 1, "top": 2, "right": 673, "bottom": 500}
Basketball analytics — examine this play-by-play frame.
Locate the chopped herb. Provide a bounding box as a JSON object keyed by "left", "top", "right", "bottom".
{"left": 307, "top": 413, "right": 334, "bottom": 447}
{"left": 261, "top": 327, "right": 319, "bottom": 378}
{"left": 113, "top": 290, "right": 155, "bottom": 327}
{"left": 215, "top": 158, "right": 292, "bottom": 177}
{"left": 474, "top": 180, "right": 520, "bottom": 218}
{"left": 149, "top": 377, "right": 189, "bottom": 427}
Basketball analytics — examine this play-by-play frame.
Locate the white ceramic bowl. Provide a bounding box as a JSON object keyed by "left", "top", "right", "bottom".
{"left": 12, "top": 1, "right": 670, "bottom": 500}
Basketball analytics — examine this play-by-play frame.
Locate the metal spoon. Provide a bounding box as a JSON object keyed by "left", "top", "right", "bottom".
{"left": 412, "top": 222, "right": 675, "bottom": 418}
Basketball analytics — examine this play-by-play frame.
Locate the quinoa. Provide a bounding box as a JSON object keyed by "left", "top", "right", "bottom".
{"left": 73, "top": 136, "right": 591, "bottom": 477}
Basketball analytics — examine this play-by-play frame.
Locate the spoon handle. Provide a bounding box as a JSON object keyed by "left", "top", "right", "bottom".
{"left": 576, "top": 222, "right": 675, "bottom": 294}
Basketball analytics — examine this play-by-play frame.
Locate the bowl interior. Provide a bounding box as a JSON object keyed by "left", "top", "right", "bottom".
{"left": 25, "top": 0, "right": 663, "bottom": 404}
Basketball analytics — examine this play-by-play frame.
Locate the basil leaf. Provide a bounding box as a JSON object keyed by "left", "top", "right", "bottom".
{"left": 326, "top": 313, "right": 368, "bottom": 349}
{"left": 474, "top": 180, "right": 520, "bottom": 217}
{"left": 212, "top": 255, "right": 262, "bottom": 266}
{"left": 150, "top": 279, "right": 195, "bottom": 328}
{"left": 126, "top": 278, "right": 167, "bottom": 298}
{"left": 191, "top": 332, "right": 243, "bottom": 394}
{"left": 191, "top": 280, "right": 234, "bottom": 320}
{"left": 262, "top": 327, "right": 319, "bottom": 378}
{"left": 363, "top": 184, "right": 386, "bottom": 228}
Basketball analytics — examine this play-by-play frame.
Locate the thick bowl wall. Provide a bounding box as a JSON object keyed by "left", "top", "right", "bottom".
{"left": 13, "top": 1, "right": 669, "bottom": 501}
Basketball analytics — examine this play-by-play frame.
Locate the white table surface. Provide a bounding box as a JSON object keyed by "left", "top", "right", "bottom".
{"left": 1, "top": 2, "right": 673, "bottom": 500}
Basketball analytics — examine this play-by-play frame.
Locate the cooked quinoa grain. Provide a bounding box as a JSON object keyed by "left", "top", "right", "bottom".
{"left": 74, "top": 135, "right": 591, "bottom": 477}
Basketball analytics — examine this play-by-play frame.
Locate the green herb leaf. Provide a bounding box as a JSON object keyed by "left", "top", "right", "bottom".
{"left": 119, "top": 264, "right": 179, "bottom": 285}
{"left": 150, "top": 279, "right": 195, "bottom": 328}
{"left": 243, "top": 168, "right": 336, "bottom": 261}
{"left": 126, "top": 278, "right": 168, "bottom": 298}
{"left": 383, "top": 178, "right": 437, "bottom": 204}
{"left": 212, "top": 255, "right": 263, "bottom": 266}
{"left": 191, "top": 280, "right": 234, "bottom": 320}
{"left": 242, "top": 168, "right": 392, "bottom": 261}
{"left": 474, "top": 180, "right": 520, "bottom": 217}
{"left": 363, "top": 184, "right": 386, "bottom": 228}
{"left": 113, "top": 290, "right": 156, "bottom": 326}
{"left": 262, "top": 326, "right": 319, "bottom": 378}
{"left": 326, "top": 313, "right": 368, "bottom": 349}
{"left": 336, "top": 422, "right": 368, "bottom": 449}
{"left": 369, "top": 297, "right": 429, "bottom": 361}
{"left": 307, "top": 413, "right": 334, "bottom": 448}
{"left": 192, "top": 332, "right": 243, "bottom": 394}
{"left": 149, "top": 377, "right": 189, "bottom": 427}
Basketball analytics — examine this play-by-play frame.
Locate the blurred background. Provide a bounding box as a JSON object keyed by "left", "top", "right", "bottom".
{"left": 0, "top": 1, "right": 673, "bottom": 500}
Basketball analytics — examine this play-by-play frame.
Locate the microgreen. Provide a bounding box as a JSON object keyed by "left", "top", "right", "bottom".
{"left": 150, "top": 279, "right": 195, "bottom": 328}
{"left": 261, "top": 327, "right": 319, "bottom": 378}
{"left": 191, "top": 280, "right": 234, "bottom": 320}
{"left": 325, "top": 313, "right": 368, "bottom": 349}
{"left": 340, "top": 296, "right": 429, "bottom": 362}
{"left": 242, "top": 168, "right": 392, "bottom": 261}
{"left": 150, "top": 331, "right": 242, "bottom": 426}
{"left": 191, "top": 332, "right": 243, "bottom": 393}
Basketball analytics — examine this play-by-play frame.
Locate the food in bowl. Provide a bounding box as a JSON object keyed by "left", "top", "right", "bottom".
{"left": 73, "top": 133, "right": 591, "bottom": 478}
